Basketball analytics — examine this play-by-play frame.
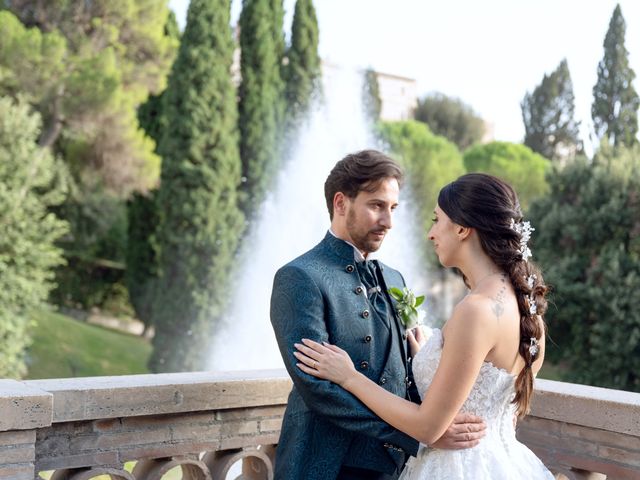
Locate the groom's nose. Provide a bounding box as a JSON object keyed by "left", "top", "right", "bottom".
{"left": 379, "top": 209, "right": 393, "bottom": 229}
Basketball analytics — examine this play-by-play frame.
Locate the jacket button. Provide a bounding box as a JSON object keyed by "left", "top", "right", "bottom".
{"left": 355, "top": 286, "right": 364, "bottom": 295}
{"left": 345, "top": 264, "right": 355, "bottom": 273}
{"left": 380, "top": 377, "right": 387, "bottom": 384}
{"left": 405, "top": 376, "right": 412, "bottom": 387}
{"left": 364, "top": 335, "right": 372, "bottom": 343}
{"left": 360, "top": 361, "right": 369, "bottom": 369}
{"left": 362, "top": 309, "right": 370, "bottom": 318}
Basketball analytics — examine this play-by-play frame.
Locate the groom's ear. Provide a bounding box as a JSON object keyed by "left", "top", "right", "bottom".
{"left": 334, "top": 192, "right": 348, "bottom": 216}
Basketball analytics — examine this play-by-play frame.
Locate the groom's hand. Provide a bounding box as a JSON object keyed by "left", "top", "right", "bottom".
{"left": 429, "top": 412, "right": 486, "bottom": 450}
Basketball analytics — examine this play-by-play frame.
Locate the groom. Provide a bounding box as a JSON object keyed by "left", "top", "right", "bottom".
{"left": 270, "top": 150, "right": 485, "bottom": 480}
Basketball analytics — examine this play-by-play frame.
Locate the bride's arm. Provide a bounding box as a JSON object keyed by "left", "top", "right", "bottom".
{"left": 295, "top": 297, "right": 495, "bottom": 445}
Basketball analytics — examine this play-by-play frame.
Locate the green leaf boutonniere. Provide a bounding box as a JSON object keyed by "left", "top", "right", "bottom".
{"left": 388, "top": 287, "right": 425, "bottom": 328}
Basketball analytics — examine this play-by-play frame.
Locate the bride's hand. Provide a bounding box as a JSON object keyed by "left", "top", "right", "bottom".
{"left": 294, "top": 339, "right": 357, "bottom": 387}
{"left": 407, "top": 326, "right": 428, "bottom": 357}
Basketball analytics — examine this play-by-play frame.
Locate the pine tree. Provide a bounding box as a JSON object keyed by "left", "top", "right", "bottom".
{"left": 522, "top": 59, "right": 582, "bottom": 161}
{"left": 592, "top": 4, "right": 640, "bottom": 147}
{"left": 284, "top": 0, "right": 321, "bottom": 123}
{"left": 238, "top": 0, "right": 285, "bottom": 216}
{"left": 0, "top": 96, "right": 68, "bottom": 377}
{"left": 149, "top": 0, "right": 245, "bottom": 372}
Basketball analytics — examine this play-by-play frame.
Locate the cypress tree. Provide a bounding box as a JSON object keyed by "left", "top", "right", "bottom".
{"left": 149, "top": 0, "right": 245, "bottom": 372}
{"left": 284, "top": 0, "right": 321, "bottom": 123}
{"left": 238, "top": 0, "right": 285, "bottom": 216}
{"left": 592, "top": 4, "right": 640, "bottom": 147}
{"left": 362, "top": 68, "right": 381, "bottom": 123}
{"left": 126, "top": 10, "right": 180, "bottom": 337}
{"left": 522, "top": 59, "right": 582, "bottom": 161}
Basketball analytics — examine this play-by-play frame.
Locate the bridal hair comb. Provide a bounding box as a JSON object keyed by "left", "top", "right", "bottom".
{"left": 510, "top": 219, "right": 535, "bottom": 262}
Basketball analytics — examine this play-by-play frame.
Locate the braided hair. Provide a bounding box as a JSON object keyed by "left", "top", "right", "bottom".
{"left": 438, "top": 173, "right": 548, "bottom": 417}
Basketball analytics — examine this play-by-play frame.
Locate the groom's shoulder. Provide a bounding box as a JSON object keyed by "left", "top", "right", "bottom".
{"left": 280, "top": 243, "right": 332, "bottom": 272}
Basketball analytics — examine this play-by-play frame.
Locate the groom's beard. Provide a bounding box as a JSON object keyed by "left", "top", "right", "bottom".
{"left": 346, "top": 209, "right": 388, "bottom": 254}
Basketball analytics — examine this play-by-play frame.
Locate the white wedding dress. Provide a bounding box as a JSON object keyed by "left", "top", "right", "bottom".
{"left": 400, "top": 328, "right": 555, "bottom": 480}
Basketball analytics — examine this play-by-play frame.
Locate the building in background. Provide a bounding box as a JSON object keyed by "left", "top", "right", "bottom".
{"left": 375, "top": 71, "right": 418, "bottom": 121}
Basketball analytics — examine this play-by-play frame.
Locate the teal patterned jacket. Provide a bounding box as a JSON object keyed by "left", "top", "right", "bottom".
{"left": 270, "top": 232, "right": 420, "bottom": 480}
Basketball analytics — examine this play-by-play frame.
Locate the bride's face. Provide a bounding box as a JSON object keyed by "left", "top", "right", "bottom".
{"left": 427, "top": 205, "right": 460, "bottom": 267}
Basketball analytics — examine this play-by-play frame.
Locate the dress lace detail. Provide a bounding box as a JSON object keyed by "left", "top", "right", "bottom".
{"left": 400, "top": 328, "right": 554, "bottom": 480}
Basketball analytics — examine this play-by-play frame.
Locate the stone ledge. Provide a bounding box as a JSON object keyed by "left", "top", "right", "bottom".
{"left": 0, "top": 380, "right": 52, "bottom": 432}
{"left": 25, "top": 370, "right": 292, "bottom": 423}
{"left": 530, "top": 379, "right": 640, "bottom": 436}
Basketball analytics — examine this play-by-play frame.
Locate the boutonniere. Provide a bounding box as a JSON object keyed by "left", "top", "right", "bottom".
{"left": 388, "top": 287, "right": 425, "bottom": 328}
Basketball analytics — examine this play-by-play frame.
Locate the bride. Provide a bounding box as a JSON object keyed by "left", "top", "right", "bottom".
{"left": 294, "top": 173, "right": 555, "bottom": 479}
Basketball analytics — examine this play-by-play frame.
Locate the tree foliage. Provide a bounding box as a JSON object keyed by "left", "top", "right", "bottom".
{"left": 414, "top": 92, "right": 485, "bottom": 151}
{"left": 238, "top": 0, "right": 286, "bottom": 215}
{"left": 0, "top": 1, "right": 177, "bottom": 196}
{"left": 377, "top": 120, "right": 465, "bottom": 264}
{"left": 529, "top": 147, "right": 640, "bottom": 391}
{"left": 463, "top": 142, "right": 550, "bottom": 209}
{"left": 0, "top": 96, "right": 68, "bottom": 377}
{"left": 522, "top": 59, "right": 582, "bottom": 161}
{"left": 149, "top": 0, "right": 245, "bottom": 372}
{"left": 126, "top": 10, "right": 180, "bottom": 335}
{"left": 592, "top": 4, "right": 639, "bottom": 148}
{"left": 284, "top": 0, "right": 320, "bottom": 123}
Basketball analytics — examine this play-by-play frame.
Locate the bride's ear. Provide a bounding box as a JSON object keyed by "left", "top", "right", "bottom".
{"left": 456, "top": 225, "right": 473, "bottom": 241}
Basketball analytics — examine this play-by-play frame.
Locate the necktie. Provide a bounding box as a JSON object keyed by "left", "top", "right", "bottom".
{"left": 358, "top": 260, "right": 389, "bottom": 324}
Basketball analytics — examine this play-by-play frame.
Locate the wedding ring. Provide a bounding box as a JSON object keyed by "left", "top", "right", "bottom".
{"left": 314, "top": 361, "right": 318, "bottom": 369}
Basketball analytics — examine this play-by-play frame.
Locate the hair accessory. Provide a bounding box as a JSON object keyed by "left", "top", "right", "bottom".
{"left": 529, "top": 337, "right": 540, "bottom": 358}
{"left": 510, "top": 219, "right": 535, "bottom": 262}
{"left": 526, "top": 274, "right": 538, "bottom": 315}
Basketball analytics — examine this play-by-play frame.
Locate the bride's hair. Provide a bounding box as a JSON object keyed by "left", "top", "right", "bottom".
{"left": 438, "top": 173, "right": 548, "bottom": 417}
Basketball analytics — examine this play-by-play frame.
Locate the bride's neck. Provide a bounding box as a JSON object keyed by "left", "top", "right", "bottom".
{"left": 458, "top": 254, "right": 502, "bottom": 291}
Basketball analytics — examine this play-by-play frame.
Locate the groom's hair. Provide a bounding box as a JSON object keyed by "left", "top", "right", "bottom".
{"left": 324, "top": 149, "right": 403, "bottom": 219}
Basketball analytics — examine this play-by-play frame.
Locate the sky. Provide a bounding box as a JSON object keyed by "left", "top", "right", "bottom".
{"left": 168, "top": 0, "right": 640, "bottom": 150}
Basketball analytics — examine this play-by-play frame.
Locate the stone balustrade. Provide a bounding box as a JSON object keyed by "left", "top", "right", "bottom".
{"left": 0, "top": 371, "right": 638, "bottom": 479}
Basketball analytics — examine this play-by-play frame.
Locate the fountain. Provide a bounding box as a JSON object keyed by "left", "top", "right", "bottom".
{"left": 208, "top": 64, "right": 428, "bottom": 372}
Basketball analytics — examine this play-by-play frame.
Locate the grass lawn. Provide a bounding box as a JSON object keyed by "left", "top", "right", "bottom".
{"left": 26, "top": 307, "right": 152, "bottom": 379}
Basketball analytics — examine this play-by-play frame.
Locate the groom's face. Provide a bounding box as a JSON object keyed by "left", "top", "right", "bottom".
{"left": 344, "top": 177, "right": 400, "bottom": 254}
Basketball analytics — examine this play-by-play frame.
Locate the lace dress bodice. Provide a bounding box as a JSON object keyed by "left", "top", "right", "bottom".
{"left": 400, "top": 328, "right": 554, "bottom": 480}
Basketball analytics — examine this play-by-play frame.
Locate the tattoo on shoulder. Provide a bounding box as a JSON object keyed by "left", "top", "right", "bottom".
{"left": 491, "top": 276, "right": 507, "bottom": 321}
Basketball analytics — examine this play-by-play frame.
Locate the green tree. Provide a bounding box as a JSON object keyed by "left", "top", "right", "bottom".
{"left": 362, "top": 68, "right": 381, "bottom": 123}
{"left": 0, "top": 2, "right": 177, "bottom": 195}
{"left": 0, "top": 96, "right": 68, "bottom": 377}
{"left": 284, "top": 0, "right": 320, "bottom": 123}
{"left": 238, "top": 0, "right": 285, "bottom": 216}
{"left": 149, "top": 0, "right": 245, "bottom": 372}
{"left": 522, "top": 59, "right": 582, "bottom": 161}
{"left": 377, "top": 120, "right": 465, "bottom": 262}
{"left": 463, "top": 142, "right": 550, "bottom": 209}
{"left": 414, "top": 92, "right": 485, "bottom": 151}
{"left": 125, "top": 192, "right": 158, "bottom": 336}
{"left": 592, "top": 4, "right": 639, "bottom": 148}
{"left": 529, "top": 147, "right": 640, "bottom": 391}
{"left": 126, "top": 10, "right": 180, "bottom": 336}
{"left": 0, "top": 3, "right": 177, "bottom": 313}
